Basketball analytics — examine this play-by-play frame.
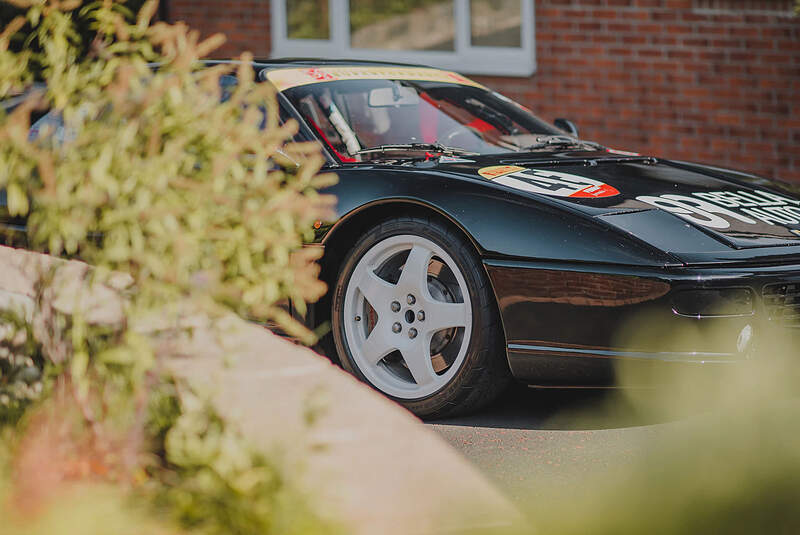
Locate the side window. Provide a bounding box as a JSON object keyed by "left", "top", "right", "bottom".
{"left": 28, "top": 110, "right": 64, "bottom": 142}
{"left": 219, "top": 74, "right": 239, "bottom": 103}
{"left": 278, "top": 99, "right": 312, "bottom": 143}
{"left": 220, "top": 73, "right": 277, "bottom": 132}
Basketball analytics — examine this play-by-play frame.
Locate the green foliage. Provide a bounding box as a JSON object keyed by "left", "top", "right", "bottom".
{"left": 2, "top": 484, "right": 179, "bottom": 535}
{"left": 0, "top": 309, "right": 43, "bottom": 425}
{"left": 1, "top": 1, "right": 334, "bottom": 342}
{"left": 472, "top": 323, "right": 800, "bottom": 535}
{"left": 150, "top": 389, "right": 333, "bottom": 535}
{"left": 0, "top": 1, "right": 336, "bottom": 532}
{"left": 0, "top": 2, "right": 145, "bottom": 40}
{"left": 500, "top": 405, "right": 800, "bottom": 535}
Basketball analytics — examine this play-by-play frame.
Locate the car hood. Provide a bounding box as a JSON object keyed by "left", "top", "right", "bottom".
{"left": 432, "top": 151, "right": 800, "bottom": 265}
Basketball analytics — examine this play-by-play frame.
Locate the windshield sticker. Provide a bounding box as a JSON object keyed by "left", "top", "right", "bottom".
{"left": 266, "top": 67, "right": 487, "bottom": 92}
{"left": 636, "top": 191, "right": 800, "bottom": 230}
{"left": 480, "top": 167, "right": 620, "bottom": 199}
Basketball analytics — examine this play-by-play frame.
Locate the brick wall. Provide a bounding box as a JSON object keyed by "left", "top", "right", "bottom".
{"left": 168, "top": 0, "right": 271, "bottom": 59}
{"left": 481, "top": 0, "right": 800, "bottom": 182}
{"left": 168, "top": 0, "right": 800, "bottom": 182}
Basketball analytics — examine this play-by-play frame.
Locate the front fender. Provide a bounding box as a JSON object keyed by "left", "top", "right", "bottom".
{"left": 319, "top": 167, "right": 677, "bottom": 267}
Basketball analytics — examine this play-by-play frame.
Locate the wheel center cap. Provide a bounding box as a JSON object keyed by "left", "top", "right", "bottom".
{"left": 404, "top": 309, "right": 415, "bottom": 324}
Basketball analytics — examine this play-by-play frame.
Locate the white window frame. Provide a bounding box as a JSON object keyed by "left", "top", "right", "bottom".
{"left": 270, "top": 0, "right": 536, "bottom": 77}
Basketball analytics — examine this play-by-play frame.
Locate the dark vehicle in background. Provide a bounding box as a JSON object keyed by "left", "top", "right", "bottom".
{"left": 4, "top": 60, "right": 800, "bottom": 418}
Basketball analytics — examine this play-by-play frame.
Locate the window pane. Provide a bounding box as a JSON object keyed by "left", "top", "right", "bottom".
{"left": 350, "top": 0, "right": 455, "bottom": 51}
{"left": 287, "top": 0, "right": 329, "bottom": 39}
{"left": 470, "top": 0, "right": 522, "bottom": 48}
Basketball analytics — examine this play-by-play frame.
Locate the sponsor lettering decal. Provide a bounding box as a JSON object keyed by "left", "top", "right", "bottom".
{"left": 266, "top": 67, "right": 488, "bottom": 91}
{"left": 479, "top": 166, "right": 620, "bottom": 199}
{"left": 636, "top": 190, "right": 800, "bottom": 230}
{"left": 304, "top": 68, "right": 335, "bottom": 82}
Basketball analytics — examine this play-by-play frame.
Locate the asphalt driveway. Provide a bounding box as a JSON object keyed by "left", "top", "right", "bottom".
{"left": 428, "top": 385, "right": 676, "bottom": 506}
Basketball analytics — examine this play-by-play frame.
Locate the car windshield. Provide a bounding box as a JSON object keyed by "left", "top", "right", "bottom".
{"left": 278, "top": 76, "right": 571, "bottom": 162}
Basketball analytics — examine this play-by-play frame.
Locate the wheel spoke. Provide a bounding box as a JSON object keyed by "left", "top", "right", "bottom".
{"left": 397, "top": 244, "right": 433, "bottom": 294}
{"left": 353, "top": 266, "right": 395, "bottom": 308}
{"left": 423, "top": 300, "right": 469, "bottom": 334}
{"left": 401, "top": 342, "right": 436, "bottom": 386}
{"left": 360, "top": 322, "right": 397, "bottom": 365}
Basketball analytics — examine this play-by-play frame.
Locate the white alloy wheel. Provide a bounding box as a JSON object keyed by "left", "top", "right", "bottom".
{"left": 342, "top": 234, "right": 473, "bottom": 399}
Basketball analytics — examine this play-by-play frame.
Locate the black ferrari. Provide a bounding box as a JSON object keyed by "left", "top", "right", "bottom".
{"left": 6, "top": 60, "right": 800, "bottom": 418}
{"left": 261, "top": 60, "right": 800, "bottom": 417}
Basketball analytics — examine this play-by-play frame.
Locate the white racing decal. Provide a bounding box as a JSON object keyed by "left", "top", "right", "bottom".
{"left": 637, "top": 190, "right": 800, "bottom": 229}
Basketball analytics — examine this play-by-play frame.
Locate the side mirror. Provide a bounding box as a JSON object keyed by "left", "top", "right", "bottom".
{"left": 554, "top": 118, "right": 579, "bottom": 137}
{"left": 273, "top": 147, "right": 301, "bottom": 169}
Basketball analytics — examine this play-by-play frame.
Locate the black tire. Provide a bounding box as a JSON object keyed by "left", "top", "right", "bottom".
{"left": 331, "top": 215, "right": 511, "bottom": 419}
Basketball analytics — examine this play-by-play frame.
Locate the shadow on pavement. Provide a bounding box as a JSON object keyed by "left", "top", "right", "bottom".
{"left": 429, "top": 382, "right": 686, "bottom": 431}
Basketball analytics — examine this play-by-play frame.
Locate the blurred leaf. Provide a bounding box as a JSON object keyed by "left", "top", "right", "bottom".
{"left": 0, "top": 1, "right": 337, "bottom": 533}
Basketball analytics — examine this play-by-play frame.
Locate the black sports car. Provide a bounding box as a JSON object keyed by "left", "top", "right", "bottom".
{"left": 6, "top": 60, "right": 800, "bottom": 418}
{"left": 261, "top": 60, "right": 800, "bottom": 417}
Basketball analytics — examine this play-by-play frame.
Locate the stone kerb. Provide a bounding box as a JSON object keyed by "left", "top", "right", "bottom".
{"left": 0, "top": 245, "right": 520, "bottom": 534}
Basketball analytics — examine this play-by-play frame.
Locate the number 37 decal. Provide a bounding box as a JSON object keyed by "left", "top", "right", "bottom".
{"left": 478, "top": 166, "right": 619, "bottom": 199}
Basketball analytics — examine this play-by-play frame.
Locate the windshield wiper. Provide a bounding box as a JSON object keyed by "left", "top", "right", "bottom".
{"left": 523, "top": 135, "right": 604, "bottom": 151}
{"left": 352, "top": 143, "right": 478, "bottom": 158}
